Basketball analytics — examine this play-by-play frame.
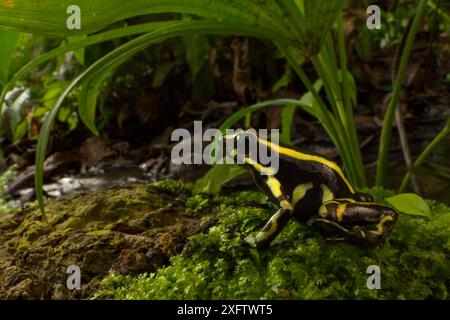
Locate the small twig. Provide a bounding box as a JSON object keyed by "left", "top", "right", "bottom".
{"left": 395, "top": 107, "right": 422, "bottom": 194}
{"left": 391, "top": 15, "right": 421, "bottom": 193}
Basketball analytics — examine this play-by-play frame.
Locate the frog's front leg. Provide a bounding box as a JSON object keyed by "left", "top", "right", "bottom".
{"left": 251, "top": 206, "right": 293, "bottom": 250}
{"left": 310, "top": 200, "right": 398, "bottom": 246}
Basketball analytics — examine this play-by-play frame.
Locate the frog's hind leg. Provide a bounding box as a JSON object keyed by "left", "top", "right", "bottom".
{"left": 307, "top": 218, "right": 362, "bottom": 243}
{"left": 318, "top": 200, "right": 397, "bottom": 226}
{"left": 310, "top": 200, "right": 398, "bottom": 246}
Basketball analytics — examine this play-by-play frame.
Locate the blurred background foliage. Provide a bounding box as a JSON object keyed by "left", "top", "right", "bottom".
{"left": 0, "top": 0, "right": 448, "bottom": 215}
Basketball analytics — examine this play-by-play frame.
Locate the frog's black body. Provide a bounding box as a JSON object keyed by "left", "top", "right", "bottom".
{"left": 225, "top": 130, "right": 398, "bottom": 250}
{"left": 249, "top": 154, "right": 352, "bottom": 222}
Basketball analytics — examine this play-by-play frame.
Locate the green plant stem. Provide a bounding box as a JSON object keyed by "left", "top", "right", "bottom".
{"left": 375, "top": 0, "right": 428, "bottom": 186}
{"left": 279, "top": 44, "right": 359, "bottom": 186}
{"left": 337, "top": 14, "right": 367, "bottom": 187}
{"left": 311, "top": 55, "right": 341, "bottom": 122}
{"left": 399, "top": 118, "right": 450, "bottom": 192}
{"left": 311, "top": 55, "right": 358, "bottom": 185}
{"left": 312, "top": 32, "right": 367, "bottom": 188}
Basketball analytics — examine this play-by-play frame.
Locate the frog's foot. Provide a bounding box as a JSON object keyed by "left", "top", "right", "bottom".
{"left": 307, "top": 218, "right": 382, "bottom": 246}
{"left": 308, "top": 220, "right": 352, "bottom": 243}
{"left": 247, "top": 200, "right": 274, "bottom": 210}
{"left": 307, "top": 218, "right": 360, "bottom": 238}
{"left": 325, "top": 237, "right": 346, "bottom": 243}
{"left": 269, "top": 238, "right": 293, "bottom": 248}
{"left": 227, "top": 239, "right": 254, "bottom": 253}
{"left": 307, "top": 217, "right": 335, "bottom": 228}
{"left": 226, "top": 230, "right": 254, "bottom": 251}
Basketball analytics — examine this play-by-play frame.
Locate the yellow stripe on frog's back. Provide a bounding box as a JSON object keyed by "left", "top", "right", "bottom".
{"left": 257, "top": 138, "right": 355, "bottom": 194}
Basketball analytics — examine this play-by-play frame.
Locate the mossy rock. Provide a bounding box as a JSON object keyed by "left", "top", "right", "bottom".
{"left": 0, "top": 181, "right": 210, "bottom": 299}
{"left": 94, "top": 183, "right": 450, "bottom": 300}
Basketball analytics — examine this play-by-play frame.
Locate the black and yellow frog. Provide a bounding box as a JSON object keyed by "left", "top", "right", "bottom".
{"left": 221, "top": 130, "right": 398, "bottom": 250}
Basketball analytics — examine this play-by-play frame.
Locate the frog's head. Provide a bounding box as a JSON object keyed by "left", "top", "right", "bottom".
{"left": 219, "top": 129, "right": 279, "bottom": 175}
{"left": 221, "top": 129, "right": 259, "bottom": 162}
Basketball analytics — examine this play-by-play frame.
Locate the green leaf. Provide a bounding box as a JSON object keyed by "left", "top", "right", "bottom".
{"left": 197, "top": 164, "right": 246, "bottom": 194}
{"left": 297, "top": 79, "right": 323, "bottom": 119}
{"left": 8, "top": 88, "right": 30, "bottom": 137}
{"left": 272, "top": 66, "right": 292, "bottom": 93}
{"left": 13, "top": 119, "right": 28, "bottom": 142}
{"left": 57, "top": 105, "right": 71, "bottom": 122}
{"left": 67, "top": 34, "right": 87, "bottom": 65}
{"left": 33, "top": 107, "right": 48, "bottom": 118}
{"left": 0, "top": 30, "right": 20, "bottom": 85}
{"left": 338, "top": 70, "right": 357, "bottom": 105}
{"left": 386, "top": 193, "right": 432, "bottom": 218}
{"left": 67, "top": 112, "right": 78, "bottom": 131}
{"left": 192, "top": 64, "right": 215, "bottom": 103}
{"left": 0, "top": 0, "right": 277, "bottom": 36}
{"left": 78, "top": 63, "right": 119, "bottom": 135}
{"left": 43, "top": 82, "right": 66, "bottom": 109}
{"left": 181, "top": 34, "right": 209, "bottom": 82}
{"left": 280, "top": 104, "right": 296, "bottom": 145}
{"left": 152, "top": 60, "right": 179, "bottom": 88}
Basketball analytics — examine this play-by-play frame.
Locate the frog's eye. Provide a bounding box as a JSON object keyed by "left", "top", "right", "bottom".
{"left": 223, "top": 133, "right": 234, "bottom": 140}
{"left": 223, "top": 130, "right": 245, "bottom": 141}
{"left": 353, "top": 193, "right": 374, "bottom": 203}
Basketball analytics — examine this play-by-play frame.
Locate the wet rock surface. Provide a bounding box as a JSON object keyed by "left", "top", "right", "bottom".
{"left": 0, "top": 183, "right": 206, "bottom": 299}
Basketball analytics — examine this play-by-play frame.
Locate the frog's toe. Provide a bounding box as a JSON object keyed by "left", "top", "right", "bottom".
{"left": 307, "top": 217, "right": 330, "bottom": 227}
{"left": 325, "top": 237, "right": 347, "bottom": 243}
{"left": 227, "top": 240, "right": 253, "bottom": 252}
{"left": 306, "top": 217, "right": 319, "bottom": 226}
{"left": 269, "top": 238, "right": 293, "bottom": 248}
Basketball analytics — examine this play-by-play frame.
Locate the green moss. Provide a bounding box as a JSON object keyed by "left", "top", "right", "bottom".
{"left": 14, "top": 238, "right": 32, "bottom": 253}
{"left": 153, "top": 179, "right": 195, "bottom": 194}
{"left": 0, "top": 165, "right": 19, "bottom": 214}
{"left": 95, "top": 187, "right": 450, "bottom": 300}
{"left": 185, "top": 195, "right": 210, "bottom": 214}
{"left": 87, "top": 230, "right": 111, "bottom": 237}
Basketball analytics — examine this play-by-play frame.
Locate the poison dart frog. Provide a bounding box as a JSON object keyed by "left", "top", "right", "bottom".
{"left": 221, "top": 130, "right": 398, "bottom": 250}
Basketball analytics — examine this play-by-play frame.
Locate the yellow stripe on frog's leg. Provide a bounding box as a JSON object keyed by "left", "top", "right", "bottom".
{"left": 243, "top": 157, "right": 293, "bottom": 211}
{"left": 335, "top": 204, "right": 347, "bottom": 222}
{"left": 266, "top": 176, "right": 282, "bottom": 198}
{"left": 292, "top": 182, "right": 314, "bottom": 207}
{"left": 356, "top": 213, "right": 397, "bottom": 246}
{"left": 327, "top": 201, "right": 398, "bottom": 226}
{"left": 253, "top": 207, "right": 292, "bottom": 250}
{"left": 265, "top": 175, "right": 294, "bottom": 211}
{"left": 320, "top": 184, "right": 335, "bottom": 203}
{"left": 316, "top": 201, "right": 398, "bottom": 246}
{"left": 268, "top": 176, "right": 297, "bottom": 211}
{"left": 318, "top": 200, "right": 342, "bottom": 219}
{"left": 318, "top": 199, "right": 358, "bottom": 220}
{"left": 368, "top": 215, "right": 396, "bottom": 236}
